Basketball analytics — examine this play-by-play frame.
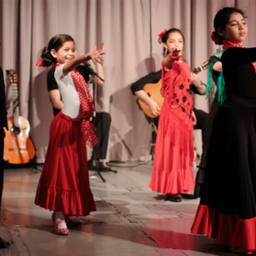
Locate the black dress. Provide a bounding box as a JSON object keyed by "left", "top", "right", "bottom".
{"left": 192, "top": 47, "right": 256, "bottom": 254}
{"left": 194, "top": 55, "right": 221, "bottom": 197}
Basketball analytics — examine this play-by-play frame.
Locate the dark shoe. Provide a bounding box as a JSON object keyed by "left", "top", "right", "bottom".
{"left": 0, "top": 237, "right": 10, "bottom": 248}
{"left": 166, "top": 194, "right": 182, "bottom": 202}
{"left": 98, "top": 161, "right": 110, "bottom": 171}
{"left": 98, "top": 162, "right": 118, "bottom": 173}
{"left": 178, "top": 193, "right": 195, "bottom": 199}
{"left": 88, "top": 159, "right": 105, "bottom": 169}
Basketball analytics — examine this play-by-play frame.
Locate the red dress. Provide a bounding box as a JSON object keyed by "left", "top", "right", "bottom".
{"left": 149, "top": 60, "right": 194, "bottom": 194}
{"left": 35, "top": 111, "right": 96, "bottom": 216}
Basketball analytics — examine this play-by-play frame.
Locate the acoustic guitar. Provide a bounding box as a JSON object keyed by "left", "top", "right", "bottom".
{"left": 137, "top": 60, "right": 209, "bottom": 118}
{"left": 3, "top": 70, "right": 36, "bottom": 164}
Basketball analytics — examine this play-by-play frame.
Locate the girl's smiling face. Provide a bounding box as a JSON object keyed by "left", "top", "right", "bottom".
{"left": 221, "top": 12, "right": 248, "bottom": 44}
{"left": 51, "top": 41, "right": 77, "bottom": 64}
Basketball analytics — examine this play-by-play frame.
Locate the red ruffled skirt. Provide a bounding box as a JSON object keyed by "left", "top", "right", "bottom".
{"left": 35, "top": 111, "right": 96, "bottom": 216}
{"left": 192, "top": 204, "right": 256, "bottom": 254}
{"left": 149, "top": 101, "right": 194, "bottom": 194}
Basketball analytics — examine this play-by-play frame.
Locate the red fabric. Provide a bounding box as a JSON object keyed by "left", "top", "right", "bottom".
{"left": 36, "top": 60, "right": 44, "bottom": 67}
{"left": 211, "top": 31, "right": 219, "bottom": 45}
{"left": 170, "top": 54, "right": 183, "bottom": 61}
{"left": 158, "top": 29, "right": 167, "bottom": 44}
{"left": 191, "top": 204, "right": 256, "bottom": 254}
{"left": 56, "top": 63, "right": 98, "bottom": 148}
{"left": 149, "top": 61, "right": 194, "bottom": 194}
{"left": 223, "top": 40, "right": 256, "bottom": 74}
{"left": 35, "top": 112, "right": 96, "bottom": 216}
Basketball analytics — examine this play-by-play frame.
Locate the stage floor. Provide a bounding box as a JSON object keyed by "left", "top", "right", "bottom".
{"left": 0, "top": 161, "right": 237, "bottom": 256}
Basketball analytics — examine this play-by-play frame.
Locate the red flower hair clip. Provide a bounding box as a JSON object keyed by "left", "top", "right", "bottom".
{"left": 211, "top": 31, "right": 219, "bottom": 45}
{"left": 158, "top": 29, "right": 167, "bottom": 44}
{"left": 36, "top": 60, "right": 45, "bottom": 67}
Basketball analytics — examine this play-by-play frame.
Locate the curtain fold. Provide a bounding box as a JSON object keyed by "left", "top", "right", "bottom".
{"left": 1, "top": 0, "right": 255, "bottom": 163}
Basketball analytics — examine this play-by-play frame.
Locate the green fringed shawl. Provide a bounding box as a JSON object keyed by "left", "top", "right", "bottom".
{"left": 205, "top": 49, "right": 226, "bottom": 105}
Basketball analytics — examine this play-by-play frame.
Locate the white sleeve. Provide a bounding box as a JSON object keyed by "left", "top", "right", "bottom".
{"left": 54, "top": 64, "right": 66, "bottom": 81}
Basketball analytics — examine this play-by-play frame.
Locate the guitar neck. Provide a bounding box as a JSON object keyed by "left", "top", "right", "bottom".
{"left": 12, "top": 82, "right": 20, "bottom": 128}
{"left": 192, "top": 60, "right": 209, "bottom": 74}
{"left": 6, "top": 70, "right": 20, "bottom": 128}
{"left": 193, "top": 66, "right": 204, "bottom": 74}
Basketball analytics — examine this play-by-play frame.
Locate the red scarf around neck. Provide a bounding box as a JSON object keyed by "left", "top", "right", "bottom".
{"left": 56, "top": 63, "right": 98, "bottom": 148}
{"left": 223, "top": 40, "right": 256, "bottom": 74}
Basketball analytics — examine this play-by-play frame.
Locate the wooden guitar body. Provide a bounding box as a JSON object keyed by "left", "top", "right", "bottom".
{"left": 3, "top": 70, "right": 36, "bottom": 164}
{"left": 138, "top": 79, "right": 164, "bottom": 118}
{"left": 4, "top": 117, "right": 35, "bottom": 164}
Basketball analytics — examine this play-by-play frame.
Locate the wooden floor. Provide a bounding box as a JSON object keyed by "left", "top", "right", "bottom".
{"left": 0, "top": 161, "right": 238, "bottom": 256}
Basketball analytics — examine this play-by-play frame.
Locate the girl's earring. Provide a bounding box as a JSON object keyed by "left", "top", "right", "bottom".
{"left": 164, "top": 48, "right": 168, "bottom": 56}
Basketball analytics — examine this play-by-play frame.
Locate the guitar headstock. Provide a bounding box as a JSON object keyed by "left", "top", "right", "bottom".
{"left": 6, "top": 70, "right": 18, "bottom": 84}
{"left": 192, "top": 60, "right": 209, "bottom": 74}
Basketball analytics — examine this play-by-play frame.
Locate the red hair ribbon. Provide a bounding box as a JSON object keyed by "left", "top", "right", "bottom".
{"left": 158, "top": 29, "right": 167, "bottom": 44}
{"left": 211, "top": 31, "right": 219, "bottom": 45}
{"left": 36, "top": 60, "right": 44, "bottom": 67}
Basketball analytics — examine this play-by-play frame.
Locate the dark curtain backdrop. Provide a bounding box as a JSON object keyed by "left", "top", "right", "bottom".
{"left": 1, "top": 0, "right": 256, "bottom": 162}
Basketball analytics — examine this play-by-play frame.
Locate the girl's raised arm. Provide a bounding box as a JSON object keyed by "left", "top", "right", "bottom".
{"left": 162, "top": 49, "right": 181, "bottom": 71}
{"left": 63, "top": 43, "right": 105, "bottom": 76}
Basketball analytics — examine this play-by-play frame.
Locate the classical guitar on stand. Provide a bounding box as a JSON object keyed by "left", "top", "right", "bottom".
{"left": 3, "top": 70, "right": 36, "bottom": 164}
{"left": 137, "top": 60, "right": 209, "bottom": 118}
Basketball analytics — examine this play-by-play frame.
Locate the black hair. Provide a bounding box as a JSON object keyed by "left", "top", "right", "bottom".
{"left": 40, "top": 34, "right": 75, "bottom": 67}
{"left": 213, "top": 7, "right": 247, "bottom": 44}
{"left": 161, "top": 28, "right": 185, "bottom": 54}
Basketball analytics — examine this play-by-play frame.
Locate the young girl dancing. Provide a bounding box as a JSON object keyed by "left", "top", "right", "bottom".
{"left": 191, "top": 7, "right": 256, "bottom": 254}
{"left": 35, "top": 34, "right": 105, "bottom": 235}
{"left": 149, "top": 28, "right": 195, "bottom": 202}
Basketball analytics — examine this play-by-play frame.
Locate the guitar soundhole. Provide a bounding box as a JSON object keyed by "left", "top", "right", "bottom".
{"left": 12, "top": 127, "right": 20, "bottom": 135}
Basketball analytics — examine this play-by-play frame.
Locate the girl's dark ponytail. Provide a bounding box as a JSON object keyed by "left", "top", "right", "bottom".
{"left": 40, "top": 46, "right": 55, "bottom": 67}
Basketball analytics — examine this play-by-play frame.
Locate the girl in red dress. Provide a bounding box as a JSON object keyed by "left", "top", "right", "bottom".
{"left": 149, "top": 29, "right": 195, "bottom": 202}
{"left": 35, "top": 34, "right": 104, "bottom": 235}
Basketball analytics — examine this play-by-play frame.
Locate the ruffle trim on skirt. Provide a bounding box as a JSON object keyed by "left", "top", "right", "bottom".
{"left": 149, "top": 107, "right": 194, "bottom": 194}
{"left": 191, "top": 204, "right": 256, "bottom": 254}
{"left": 35, "top": 183, "right": 96, "bottom": 217}
{"left": 149, "top": 167, "right": 195, "bottom": 194}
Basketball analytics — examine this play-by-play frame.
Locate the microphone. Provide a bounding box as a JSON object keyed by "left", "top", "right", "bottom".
{"left": 84, "top": 63, "right": 105, "bottom": 82}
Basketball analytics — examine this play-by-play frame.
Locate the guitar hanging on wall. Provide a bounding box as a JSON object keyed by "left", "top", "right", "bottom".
{"left": 3, "top": 70, "right": 36, "bottom": 164}
{"left": 137, "top": 59, "right": 209, "bottom": 118}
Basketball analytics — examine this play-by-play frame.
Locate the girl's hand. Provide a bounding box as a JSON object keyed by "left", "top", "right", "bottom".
{"left": 148, "top": 100, "right": 161, "bottom": 116}
{"left": 191, "top": 72, "right": 201, "bottom": 87}
{"left": 88, "top": 42, "right": 105, "bottom": 65}
{"left": 170, "top": 47, "right": 181, "bottom": 57}
{"left": 192, "top": 111, "right": 197, "bottom": 125}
